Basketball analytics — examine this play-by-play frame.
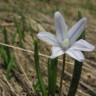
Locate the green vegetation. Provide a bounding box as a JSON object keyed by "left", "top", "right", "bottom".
{"left": 0, "top": 0, "right": 95, "bottom": 96}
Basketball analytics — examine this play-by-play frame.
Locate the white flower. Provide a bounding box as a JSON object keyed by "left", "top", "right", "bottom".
{"left": 37, "top": 11, "right": 95, "bottom": 62}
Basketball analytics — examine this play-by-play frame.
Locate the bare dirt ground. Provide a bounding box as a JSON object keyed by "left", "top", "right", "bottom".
{"left": 0, "top": 0, "right": 96, "bottom": 96}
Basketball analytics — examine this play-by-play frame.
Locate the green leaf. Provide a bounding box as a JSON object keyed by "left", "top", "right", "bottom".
{"left": 6, "top": 53, "right": 16, "bottom": 79}
{"left": 77, "top": 10, "right": 85, "bottom": 40}
{"left": 0, "top": 27, "right": 16, "bottom": 78}
{"left": 2, "top": 27, "right": 11, "bottom": 61}
{"left": 34, "top": 40, "right": 47, "bottom": 96}
{"left": 13, "top": 17, "right": 25, "bottom": 47}
{"left": 48, "top": 58, "right": 58, "bottom": 96}
{"left": 67, "top": 61, "right": 83, "bottom": 96}
{"left": 0, "top": 47, "right": 9, "bottom": 67}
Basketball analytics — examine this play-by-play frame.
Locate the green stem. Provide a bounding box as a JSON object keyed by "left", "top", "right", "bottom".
{"left": 34, "top": 40, "right": 46, "bottom": 96}
{"left": 48, "top": 58, "right": 58, "bottom": 96}
{"left": 67, "top": 10, "right": 84, "bottom": 96}
{"left": 59, "top": 54, "right": 66, "bottom": 96}
{"left": 67, "top": 61, "right": 83, "bottom": 96}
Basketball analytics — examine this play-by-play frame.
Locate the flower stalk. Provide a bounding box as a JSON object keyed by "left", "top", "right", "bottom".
{"left": 59, "top": 54, "right": 66, "bottom": 96}
{"left": 48, "top": 58, "right": 58, "bottom": 96}
{"left": 67, "top": 61, "right": 83, "bottom": 96}
{"left": 34, "top": 40, "right": 47, "bottom": 96}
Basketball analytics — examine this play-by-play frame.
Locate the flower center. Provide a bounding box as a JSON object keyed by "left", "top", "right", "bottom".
{"left": 61, "top": 38, "right": 70, "bottom": 50}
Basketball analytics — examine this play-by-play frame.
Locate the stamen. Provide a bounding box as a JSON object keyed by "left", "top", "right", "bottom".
{"left": 60, "top": 38, "right": 70, "bottom": 50}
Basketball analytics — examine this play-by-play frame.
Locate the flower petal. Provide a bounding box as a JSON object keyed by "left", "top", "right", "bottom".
{"left": 37, "top": 32, "right": 58, "bottom": 46}
{"left": 68, "top": 17, "right": 87, "bottom": 44}
{"left": 66, "top": 48, "right": 84, "bottom": 62}
{"left": 72, "top": 39, "right": 95, "bottom": 51}
{"left": 54, "top": 11, "right": 68, "bottom": 41}
{"left": 50, "top": 47, "right": 64, "bottom": 58}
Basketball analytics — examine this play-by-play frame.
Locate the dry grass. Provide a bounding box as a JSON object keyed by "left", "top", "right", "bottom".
{"left": 0, "top": 0, "right": 96, "bottom": 96}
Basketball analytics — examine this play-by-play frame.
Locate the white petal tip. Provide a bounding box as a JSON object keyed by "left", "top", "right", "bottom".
{"left": 91, "top": 46, "right": 95, "bottom": 51}
{"left": 37, "top": 33, "right": 40, "bottom": 38}
{"left": 78, "top": 58, "right": 85, "bottom": 62}
{"left": 76, "top": 54, "right": 85, "bottom": 62}
{"left": 37, "top": 33, "right": 42, "bottom": 40}
{"left": 81, "top": 17, "right": 87, "bottom": 27}
{"left": 82, "top": 17, "right": 87, "bottom": 21}
{"left": 54, "top": 11, "right": 61, "bottom": 17}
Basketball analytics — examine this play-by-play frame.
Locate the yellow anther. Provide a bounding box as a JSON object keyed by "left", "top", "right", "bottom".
{"left": 63, "top": 39, "right": 69, "bottom": 46}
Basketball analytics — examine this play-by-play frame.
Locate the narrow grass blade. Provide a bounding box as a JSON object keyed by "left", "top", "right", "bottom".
{"left": 34, "top": 40, "right": 47, "bottom": 96}
{"left": 48, "top": 57, "right": 58, "bottom": 96}
{"left": 0, "top": 47, "right": 9, "bottom": 67}
{"left": 12, "top": 30, "right": 18, "bottom": 44}
{"left": 13, "top": 17, "right": 25, "bottom": 47}
{"left": 1, "top": 27, "right": 11, "bottom": 67}
{"left": 67, "top": 61, "right": 83, "bottom": 96}
{"left": 0, "top": 27, "right": 16, "bottom": 78}
{"left": 77, "top": 10, "right": 85, "bottom": 39}
{"left": 6, "top": 53, "right": 16, "bottom": 79}
{"left": 2, "top": 27, "right": 11, "bottom": 61}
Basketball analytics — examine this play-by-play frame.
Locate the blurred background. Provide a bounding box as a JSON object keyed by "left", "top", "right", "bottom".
{"left": 0, "top": 0, "right": 96, "bottom": 96}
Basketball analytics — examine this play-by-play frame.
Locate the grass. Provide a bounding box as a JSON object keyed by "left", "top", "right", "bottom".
{"left": 0, "top": 0, "right": 95, "bottom": 96}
